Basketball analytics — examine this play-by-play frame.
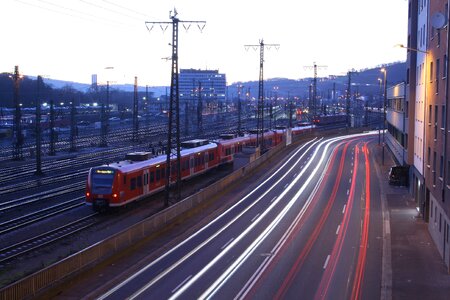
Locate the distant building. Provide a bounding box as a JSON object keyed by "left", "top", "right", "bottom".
{"left": 179, "top": 69, "right": 226, "bottom": 103}
{"left": 386, "top": 82, "right": 407, "bottom": 165}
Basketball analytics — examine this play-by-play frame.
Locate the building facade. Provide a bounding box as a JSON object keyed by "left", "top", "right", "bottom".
{"left": 426, "top": 0, "right": 450, "bottom": 269}
{"left": 179, "top": 69, "right": 226, "bottom": 103}
{"left": 407, "top": 0, "right": 450, "bottom": 271}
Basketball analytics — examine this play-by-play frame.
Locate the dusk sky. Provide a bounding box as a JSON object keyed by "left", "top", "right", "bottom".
{"left": 1, "top": 0, "right": 408, "bottom": 86}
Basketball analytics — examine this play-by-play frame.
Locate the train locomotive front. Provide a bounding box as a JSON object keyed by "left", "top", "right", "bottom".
{"left": 86, "top": 166, "right": 121, "bottom": 211}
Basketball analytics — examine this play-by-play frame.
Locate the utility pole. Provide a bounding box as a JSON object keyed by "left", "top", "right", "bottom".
{"left": 49, "top": 98, "right": 56, "bottom": 156}
{"left": 244, "top": 39, "right": 280, "bottom": 150}
{"left": 197, "top": 81, "right": 203, "bottom": 134}
{"left": 35, "top": 76, "right": 43, "bottom": 175}
{"left": 11, "top": 66, "right": 23, "bottom": 161}
{"left": 99, "top": 81, "right": 110, "bottom": 147}
{"left": 288, "top": 94, "right": 293, "bottom": 128}
{"left": 346, "top": 69, "right": 357, "bottom": 128}
{"left": 132, "top": 76, "right": 139, "bottom": 142}
{"left": 146, "top": 9, "right": 205, "bottom": 206}
{"left": 237, "top": 84, "right": 243, "bottom": 135}
{"left": 184, "top": 101, "right": 189, "bottom": 136}
{"left": 69, "top": 99, "right": 77, "bottom": 152}
{"left": 304, "top": 62, "right": 327, "bottom": 120}
{"left": 145, "top": 85, "right": 150, "bottom": 128}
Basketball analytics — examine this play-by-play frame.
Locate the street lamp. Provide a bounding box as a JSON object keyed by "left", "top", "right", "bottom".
{"left": 380, "top": 67, "right": 387, "bottom": 165}
{"left": 395, "top": 43, "right": 429, "bottom": 54}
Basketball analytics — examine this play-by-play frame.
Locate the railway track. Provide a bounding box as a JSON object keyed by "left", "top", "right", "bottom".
{"left": 0, "top": 197, "right": 85, "bottom": 235}
{"left": 0, "top": 213, "right": 98, "bottom": 265}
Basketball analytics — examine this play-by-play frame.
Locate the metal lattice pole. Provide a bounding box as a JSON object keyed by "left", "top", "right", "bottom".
{"left": 12, "top": 66, "right": 23, "bottom": 161}
{"left": 146, "top": 9, "right": 205, "bottom": 206}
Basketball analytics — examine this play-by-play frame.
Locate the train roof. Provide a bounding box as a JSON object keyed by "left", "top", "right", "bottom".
{"left": 96, "top": 142, "right": 217, "bottom": 173}
{"left": 215, "top": 134, "right": 251, "bottom": 145}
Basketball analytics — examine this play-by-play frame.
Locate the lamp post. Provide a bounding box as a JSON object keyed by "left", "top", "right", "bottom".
{"left": 380, "top": 67, "right": 387, "bottom": 165}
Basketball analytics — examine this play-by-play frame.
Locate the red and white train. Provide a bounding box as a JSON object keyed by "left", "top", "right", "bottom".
{"left": 85, "top": 125, "right": 314, "bottom": 210}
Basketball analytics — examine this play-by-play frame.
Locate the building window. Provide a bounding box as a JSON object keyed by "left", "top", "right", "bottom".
{"left": 430, "top": 61, "right": 434, "bottom": 82}
{"left": 436, "top": 59, "right": 440, "bottom": 93}
{"left": 433, "top": 151, "right": 437, "bottom": 186}
{"left": 429, "top": 105, "right": 433, "bottom": 124}
{"left": 444, "top": 54, "right": 448, "bottom": 79}
{"left": 440, "top": 155, "right": 444, "bottom": 179}
{"left": 442, "top": 105, "right": 446, "bottom": 130}
{"left": 427, "top": 146, "right": 431, "bottom": 166}
{"left": 435, "top": 106, "right": 439, "bottom": 140}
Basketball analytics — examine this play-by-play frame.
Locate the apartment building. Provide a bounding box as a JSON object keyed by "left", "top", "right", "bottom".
{"left": 406, "top": 0, "right": 450, "bottom": 270}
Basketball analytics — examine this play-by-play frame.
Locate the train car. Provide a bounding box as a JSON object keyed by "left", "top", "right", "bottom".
{"left": 215, "top": 133, "right": 252, "bottom": 164}
{"left": 246, "top": 129, "right": 282, "bottom": 149}
{"left": 291, "top": 124, "right": 315, "bottom": 136}
{"left": 312, "top": 114, "right": 347, "bottom": 126}
{"left": 86, "top": 140, "right": 219, "bottom": 210}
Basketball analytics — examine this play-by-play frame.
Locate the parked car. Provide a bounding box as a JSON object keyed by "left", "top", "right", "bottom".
{"left": 389, "top": 165, "right": 409, "bottom": 186}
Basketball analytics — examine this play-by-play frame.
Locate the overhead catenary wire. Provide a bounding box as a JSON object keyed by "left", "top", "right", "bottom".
{"left": 15, "top": 0, "right": 140, "bottom": 30}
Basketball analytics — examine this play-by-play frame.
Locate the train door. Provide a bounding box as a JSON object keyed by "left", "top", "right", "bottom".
{"left": 143, "top": 169, "right": 149, "bottom": 195}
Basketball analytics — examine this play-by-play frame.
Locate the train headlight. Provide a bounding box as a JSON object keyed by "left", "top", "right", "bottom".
{"left": 86, "top": 192, "right": 90, "bottom": 197}
{"left": 113, "top": 193, "right": 118, "bottom": 198}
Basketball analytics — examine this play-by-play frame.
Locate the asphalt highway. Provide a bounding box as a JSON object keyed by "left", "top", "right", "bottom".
{"left": 94, "top": 132, "right": 383, "bottom": 300}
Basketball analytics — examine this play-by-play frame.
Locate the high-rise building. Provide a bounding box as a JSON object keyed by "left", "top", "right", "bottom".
{"left": 179, "top": 69, "right": 226, "bottom": 104}
{"left": 406, "top": 0, "right": 450, "bottom": 271}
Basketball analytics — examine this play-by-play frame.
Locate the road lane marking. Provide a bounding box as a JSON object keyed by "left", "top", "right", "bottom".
{"left": 323, "top": 255, "right": 331, "bottom": 269}
{"left": 293, "top": 173, "right": 297, "bottom": 178}
{"left": 336, "top": 225, "right": 340, "bottom": 235}
{"left": 172, "top": 275, "right": 192, "bottom": 294}
{"left": 251, "top": 213, "right": 260, "bottom": 223}
{"left": 221, "top": 238, "right": 234, "bottom": 250}
{"left": 342, "top": 204, "right": 346, "bottom": 213}
{"left": 284, "top": 183, "right": 289, "bottom": 189}
{"left": 270, "top": 196, "right": 277, "bottom": 203}
{"left": 349, "top": 178, "right": 351, "bottom": 183}
{"left": 347, "top": 189, "right": 350, "bottom": 195}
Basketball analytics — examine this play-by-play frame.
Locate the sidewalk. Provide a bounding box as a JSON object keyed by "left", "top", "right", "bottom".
{"left": 379, "top": 145, "right": 450, "bottom": 299}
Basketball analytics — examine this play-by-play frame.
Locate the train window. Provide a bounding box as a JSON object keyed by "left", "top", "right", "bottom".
{"left": 137, "top": 176, "right": 142, "bottom": 187}
{"left": 161, "top": 168, "right": 165, "bottom": 179}
{"left": 144, "top": 173, "right": 148, "bottom": 185}
{"left": 156, "top": 169, "right": 161, "bottom": 181}
{"left": 123, "top": 175, "right": 127, "bottom": 185}
{"left": 150, "top": 171, "right": 154, "bottom": 183}
{"left": 130, "top": 178, "right": 136, "bottom": 190}
{"left": 209, "top": 152, "right": 214, "bottom": 161}
{"left": 201, "top": 155, "right": 204, "bottom": 165}
{"left": 184, "top": 160, "right": 189, "bottom": 171}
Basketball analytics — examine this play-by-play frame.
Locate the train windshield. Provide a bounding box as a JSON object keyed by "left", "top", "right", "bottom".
{"left": 91, "top": 169, "right": 115, "bottom": 193}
